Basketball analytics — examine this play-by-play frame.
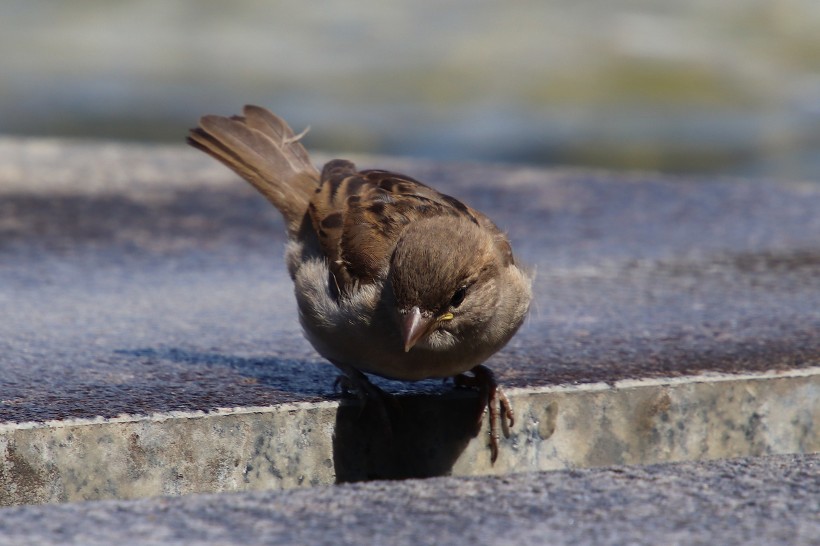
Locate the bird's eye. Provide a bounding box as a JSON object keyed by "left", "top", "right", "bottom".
{"left": 450, "top": 286, "right": 467, "bottom": 308}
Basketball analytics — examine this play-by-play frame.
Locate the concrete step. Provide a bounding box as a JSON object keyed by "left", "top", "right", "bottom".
{"left": 0, "top": 454, "right": 817, "bottom": 546}
{"left": 1, "top": 138, "right": 818, "bottom": 507}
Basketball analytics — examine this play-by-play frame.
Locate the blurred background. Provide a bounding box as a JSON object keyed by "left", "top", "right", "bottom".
{"left": 1, "top": 1, "right": 819, "bottom": 180}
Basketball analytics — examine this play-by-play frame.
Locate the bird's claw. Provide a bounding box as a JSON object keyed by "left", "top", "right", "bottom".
{"left": 333, "top": 365, "right": 395, "bottom": 436}
{"left": 454, "top": 365, "right": 514, "bottom": 463}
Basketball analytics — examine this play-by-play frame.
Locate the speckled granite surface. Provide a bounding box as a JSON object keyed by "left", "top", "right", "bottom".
{"left": 1, "top": 139, "right": 818, "bottom": 423}
{"left": 0, "top": 454, "right": 817, "bottom": 546}
{"left": 1, "top": 139, "right": 818, "bottom": 506}
{"left": 3, "top": 369, "right": 816, "bottom": 505}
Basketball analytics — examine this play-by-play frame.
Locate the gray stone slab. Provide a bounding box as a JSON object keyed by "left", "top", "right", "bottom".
{"left": 1, "top": 139, "right": 818, "bottom": 421}
{"left": 2, "top": 369, "right": 817, "bottom": 505}
{"left": 1, "top": 139, "right": 819, "bottom": 505}
{"left": 0, "top": 454, "right": 817, "bottom": 546}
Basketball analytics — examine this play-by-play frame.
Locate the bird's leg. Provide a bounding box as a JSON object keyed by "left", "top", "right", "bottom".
{"left": 332, "top": 362, "right": 395, "bottom": 435}
{"left": 454, "top": 365, "right": 514, "bottom": 463}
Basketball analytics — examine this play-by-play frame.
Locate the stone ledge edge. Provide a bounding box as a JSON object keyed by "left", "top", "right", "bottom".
{"left": 2, "top": 366, "right": 817, "bottom": 432}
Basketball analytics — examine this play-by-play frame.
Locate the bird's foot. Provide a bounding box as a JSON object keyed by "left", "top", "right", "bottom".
{"left": 333, "top": 364, "right": 396, "bottom": 436}
{"left": 454, "top": 365, "right": 514, "bottom": 463}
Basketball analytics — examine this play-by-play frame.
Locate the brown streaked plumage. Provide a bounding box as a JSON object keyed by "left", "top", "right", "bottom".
{"left": 187, "top": 105, "right": 532, "bottom": 462}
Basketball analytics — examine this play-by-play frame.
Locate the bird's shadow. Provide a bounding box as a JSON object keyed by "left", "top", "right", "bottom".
{"left": 332, "top": 386, "right": 481, "bottom": 482}
{"left": 117, "top": 347, "right": 482, "bottom": 481}
{"left": 117, "top": 347, "right": 336, "bottom": 397}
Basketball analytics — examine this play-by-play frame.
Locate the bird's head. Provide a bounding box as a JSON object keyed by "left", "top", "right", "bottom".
{"left": 389, "top": 215, "right": 504, "bottom": 353}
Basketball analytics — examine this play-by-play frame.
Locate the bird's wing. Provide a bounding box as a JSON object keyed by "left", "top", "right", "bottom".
{"left": 307, "top": 161, "right": 513, "bottom": 295}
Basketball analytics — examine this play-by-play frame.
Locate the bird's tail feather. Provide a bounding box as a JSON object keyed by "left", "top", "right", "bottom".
{"left": 187, "top": 105, "right": 319, "bottom": 236}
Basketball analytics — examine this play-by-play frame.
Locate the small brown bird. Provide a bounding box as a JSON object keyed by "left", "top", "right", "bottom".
{"left": 188, "top": 106, "right": 532, "bottom": 461}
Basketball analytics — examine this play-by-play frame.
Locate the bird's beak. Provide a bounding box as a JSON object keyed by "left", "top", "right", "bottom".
{"left": 401, "top": 306, "right": 434, "bottom": 353}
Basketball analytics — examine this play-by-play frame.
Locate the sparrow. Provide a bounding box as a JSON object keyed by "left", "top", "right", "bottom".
{"left": 187, "top": 106, "right": 532, "bottom": 462}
